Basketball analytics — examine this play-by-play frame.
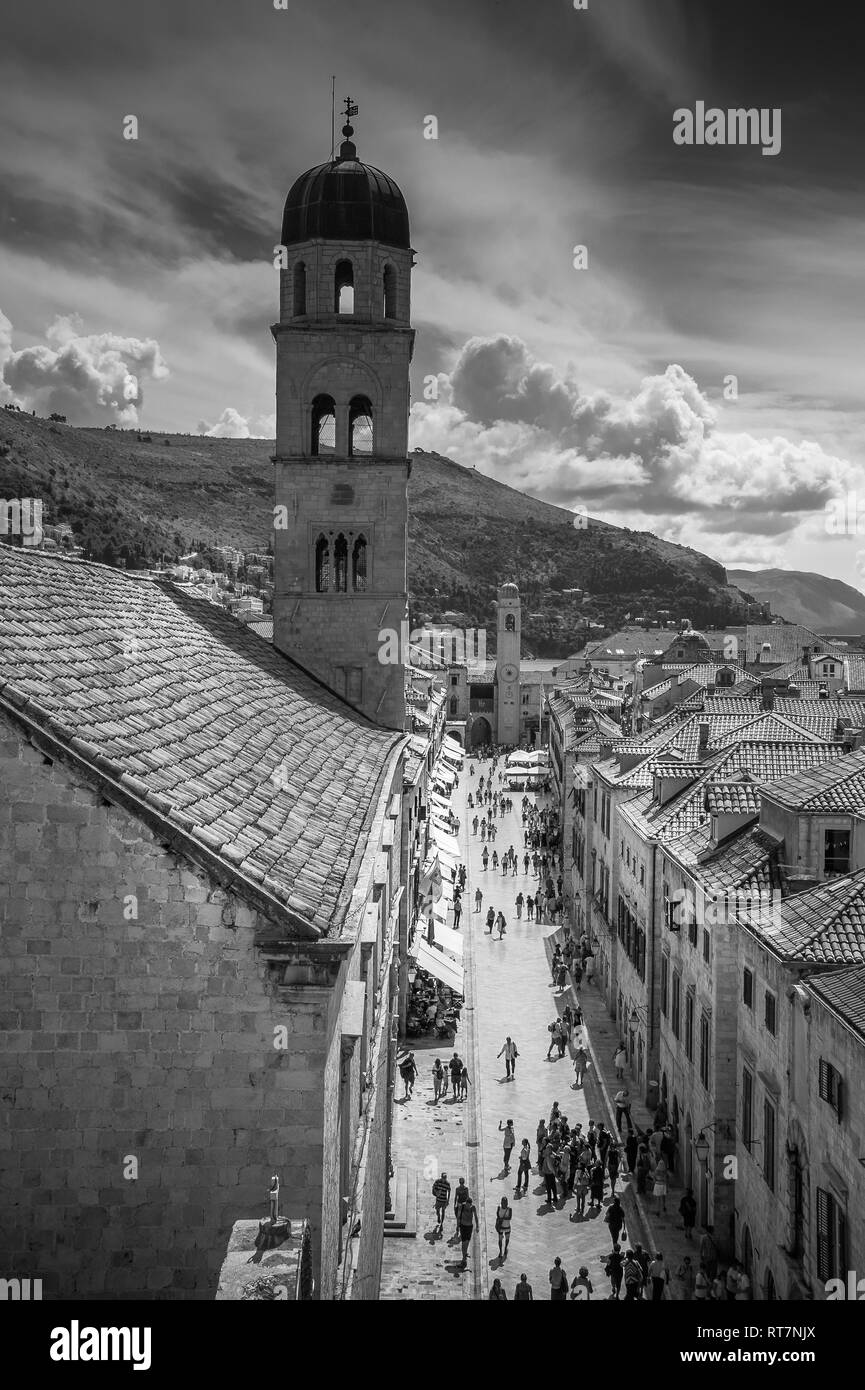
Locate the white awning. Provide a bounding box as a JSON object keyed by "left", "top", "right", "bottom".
{"left": 433, "top": 830, "right": 461, "bottom": 860}
{"left": 428, "top": 922, "right": 464, "bottom": 960}
{"left": 417, "top": 938, "right": 464, "bottom": 993}
{"left": 433, "top": 763, "right": 456, "bottom": 786}
{"left": 430, "top": 791, "right": 452, "bottom": 813}
{"left": 441, "top": 743, "right": 464, "bottom": 767}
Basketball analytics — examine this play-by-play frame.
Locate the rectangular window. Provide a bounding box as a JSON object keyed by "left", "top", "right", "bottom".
{"left": 743, "top": 967, "right": 754, "bottom": 1009}
{"left": 764, "top": 990, "right": 777, "bottom": 1036}
{"left": 824, "top": 828, "right": 850, "bottom": 876}
{"left": 699, "top": 1012, "right": 710, "bottom": 1088}
{"left": 661, "top": 954, "right": 669, "bottom": 1017}
{"left": 671, "top": 971, "right": 681, "bottom": 1039}
{"left": 763, "top": 1095, "right": 776, "bottom": 1191}
{"left": 702, "top": 928, "right": 711, "bottom": 965}
{"left": 640, "top": 864, "right": 645, "bottom": 887}
{"left": 818, "top": 1059, "right": 843, "bottom": 1120}
{"left": 593, "top": 784, "right": 598, "bottom": 822}
{"left": 816, "top": 1189, "right": 847, "bottom": 1283}
{"left": 742, "top": 1066, "right": 753, "bottom": 1149}
{"left": 625, "top": 845, "right": 630, "bottom": 867}
{"left": 688, "top": 909, "right": 698, "bottom": 948}
{"left": 685, "top": 988, "right": 695, "bottom": 1061}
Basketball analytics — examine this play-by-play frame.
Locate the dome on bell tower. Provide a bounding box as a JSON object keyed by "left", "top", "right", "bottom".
{"left": 281, "top": 113, "right": 410, "bottom": 249}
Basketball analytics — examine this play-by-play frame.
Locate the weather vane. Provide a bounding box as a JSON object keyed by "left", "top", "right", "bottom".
{"left": 343, "top": 96, "right": 359, "bottom": 123}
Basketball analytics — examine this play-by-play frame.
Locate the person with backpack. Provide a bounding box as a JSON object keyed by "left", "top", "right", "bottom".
{"left": 399, "top": 1051, "right": 417, "bottom": 1099}
{"left": 431, "top": 1172, "right": 451, "bottom": 1233}
{"left": 494, "top": 1195, "right": 513, "bottom": 1260}
{"left": 546, "top": 1019, "right": 562, "bottom": 1060}
{"left": 572, "top": 1043, "right": 589, "bottom": 1088}
{"left": 549, "top": 1256, "right": 569, "bottom": 1301}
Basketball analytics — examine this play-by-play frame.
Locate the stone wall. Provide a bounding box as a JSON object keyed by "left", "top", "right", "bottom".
{"left": 0, "top": 717, "right": 335, "bottom": 1299}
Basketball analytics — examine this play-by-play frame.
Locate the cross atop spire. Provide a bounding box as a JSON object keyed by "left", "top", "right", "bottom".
{"left": 337, "top": 96, "right": 359, "bottom": 161}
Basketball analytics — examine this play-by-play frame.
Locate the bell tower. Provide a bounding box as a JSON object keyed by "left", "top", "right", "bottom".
{"left": 496, "top": 582, "right": 521, "bottom": 745}
{"left": 271, "top": 102, "right": 414, "bottom": 730}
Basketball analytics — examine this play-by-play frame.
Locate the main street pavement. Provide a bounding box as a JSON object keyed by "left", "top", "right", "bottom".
{"left": 382, "top": 756, "right": 698, "bottom": 1300}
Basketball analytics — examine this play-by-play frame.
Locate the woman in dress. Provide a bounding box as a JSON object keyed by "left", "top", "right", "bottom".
{"left": 653, "top": 1155, "right": 669, "bottom": 1213}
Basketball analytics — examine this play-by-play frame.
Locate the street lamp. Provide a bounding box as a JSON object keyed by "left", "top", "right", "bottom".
{"left": 695, "top": 1131, "right": 711, "bottom": 1166}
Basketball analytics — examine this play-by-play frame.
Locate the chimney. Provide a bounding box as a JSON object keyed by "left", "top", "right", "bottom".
{"left": 762, "top": 680, "right": 775, "bottom": 711}
{"left": 698, "top": 721, "right": 710, "bottom": 751}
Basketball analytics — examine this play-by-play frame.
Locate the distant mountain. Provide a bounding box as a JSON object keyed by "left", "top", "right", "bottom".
{"left": 0, "top": 413, "right": 750, "bottom": 654}
{"left": 728, "top": 568, "right": 865, "bottom": 634}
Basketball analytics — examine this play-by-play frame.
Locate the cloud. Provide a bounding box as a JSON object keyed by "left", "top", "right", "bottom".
{"left": 0, "top": 312, "right": 168, "bottom": 425}
{"left": 198, "top": 406, "right": 275, "bottom": 438}
{"left": 410, "top": 336, "right": 855, "bottom": 552}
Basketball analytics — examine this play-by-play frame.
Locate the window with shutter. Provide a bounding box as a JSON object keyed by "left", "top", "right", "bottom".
{"left": 742, "top": 1066, "right": 753, "bottom": 1148}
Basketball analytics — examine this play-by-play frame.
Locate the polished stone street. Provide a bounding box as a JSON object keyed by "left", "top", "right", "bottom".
{"left": 382, "top": 757, "right": 687, "bottom": 1300}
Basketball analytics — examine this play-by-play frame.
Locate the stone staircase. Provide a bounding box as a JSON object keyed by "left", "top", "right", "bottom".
{"left": 384, "top": 1166, "right": 417, "bottom": 1238}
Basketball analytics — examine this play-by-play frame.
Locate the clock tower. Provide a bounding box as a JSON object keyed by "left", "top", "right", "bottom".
{"left": 496, "top": 581, "right": 521, "bottom": 745}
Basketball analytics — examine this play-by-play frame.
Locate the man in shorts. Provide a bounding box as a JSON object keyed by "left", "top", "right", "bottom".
{"left": 432, "top": 1172, "right": 451, "bottom": 1234}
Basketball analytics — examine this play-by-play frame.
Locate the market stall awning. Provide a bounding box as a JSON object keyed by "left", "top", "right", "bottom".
{"left": 430, "top": 791, "right": 452, "bottom": 813}
{"left": 433, "top": 830, "right": 461, "bottom": 860}
{"left": 433, "top": 763, "right": 456, "bottom": 786}
{"left": 417, "top": 938, "right": 464, "bottom": 993}
{"left": 429, "top": 922, "right": 464, "bottom": 960}
{"left": 441, "top": 743, "right": 464, "bottom": 767}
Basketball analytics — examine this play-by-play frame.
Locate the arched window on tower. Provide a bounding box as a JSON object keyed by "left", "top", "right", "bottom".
{"left": 349, "top": 395, "right": 374, "bottom": 456}
{"left": 293, "top": 261, "right": 306, "bottom": 316}
{"left": 334, "top": 533, "right": 348, "bottom": 592}
{"left": 311, "top": 395, "right": 336, "bottom": 455}
{"left": 335, "top": 260, "right": 354, "bottom": 314}
{"left": 315, "top": 534, "right": 330, "bottom": 592}
{"left": 383, "top": 264, "right": 397, "bottom": 319}
{"left": 352, "top": 534, "right": 367, "bottom": 591}
{"left": 505, "top": 614, "right": 516, "bottom": 632}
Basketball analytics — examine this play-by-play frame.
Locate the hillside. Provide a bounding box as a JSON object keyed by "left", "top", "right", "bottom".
{"left": 728, "top": 567, "right": 865, "bottom": 634}
{"left": 0, "top": 413, "right": 750, "bottom": 654}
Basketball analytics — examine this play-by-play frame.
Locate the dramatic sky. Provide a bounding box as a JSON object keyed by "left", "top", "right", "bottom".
{"left": 2, "top": 0, "right": 864, "bottom": 585}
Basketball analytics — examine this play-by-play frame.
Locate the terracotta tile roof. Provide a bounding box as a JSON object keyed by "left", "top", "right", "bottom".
{"left": 752, "top": 870, "right": 865, "bottom": 965}
{"left": 745, "top": 624, "right": 847, "bottom": 665}
{"left": 709, "top": 712, "right": 824, "bottom": 749}
{"left": 705, "top": 781, "right": 762, "bottom": 816}
{"left": 845, "top": 655, "right": 865, "bottom": 692}
{"left": 808, "top": 965, "right": 865, "bottom": 1039}
{"left": 0, "top": 549, "right": 403, "bottom": 937}
{"left": 759, "top": 747, "right": 865, "bottom": 812}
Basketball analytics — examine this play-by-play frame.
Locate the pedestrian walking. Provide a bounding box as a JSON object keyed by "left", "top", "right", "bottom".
{"left": 497, "top": 1036, "right": 519, "bottom": 1079}
{"left": 492, "top": 851, "right": 499, "bottom": 871}
{"left": 515, "top": 891, "right": 524, "bottom": 920}
{"left": 614, "top": 1087, "right": 632, "bottom": 1135}
{"left": 605, "top": 1245, "right": 624, "bottom": 1300}
{"left": 432, "top": 1057, "right": 444, "bottom": 1103}
{"left": 513, "top": 1274, "right": 533, "bottom": 1301}
{"left": 431, "top": 1172, "right": 450, "bottom": 1233}
{"left": 613, "top": 1042, "right": 627, "bottom": 1079}
{"left": 457, "top": 1194, "right": 479, "bottom": 1270}
{"left": 453, "top": 899, "right": 462, "bottom": 930}
{"left": 495, "top": 910, "right": 507, "bottom": 939}
{"left": 535, "top": 1118, "right": 548, "bottom": 1164}
{"left": 526, "top": 894, "right": 534, "bottom": 921}
{"left": 486, "top": 906, "right": 495, "bottom": 934}
{"left": 607, "top": 1144, "right": 621, "bottom": 1196}
{"left": 677, "top": 1256, "right": 695, "bottom": 1300}
{"left": 571, "top": 1042, "right": 589, "bottom": 1089}
{"left": 624, "top": 1252, "right": 644, "bottom": 1301}
{"left": 572, "top": 1165, "right": 590, "bottom": 1218}
{"left": 549, "top": 1256, "right": 569, "bottom": 1301}
{"left": 570, "top": 1267, "right": 593, "bottom": 1300}
{"left": 695, "top": 1263, "right": 711, "bottom": 1300}
{"left": 679, "top": 1187, "right": 697, "bottom": 1240}
{"left": 545, "top": 1019, "right": 562, "bottom": 1060}
{"left": 649, "top": 1251, "right": 669, "bottom": 1301}
{"left": 488, "top": 1277, "right": 507, "bottom": 1300}
{"left": 515, "top": 1138, "right": 531, "bottom": 1195}
{"left": 448, "top": 1053, "right": 462, "bottom": 1096}
{"left": 453, "top": 1176, "right": 469, "bottom": 1234}
{"left": 475, "top": 887, "right": 482, "bottom": 912}
{"left": 458, "top": 1063, "right": 471, "bottom": 1100}
{"left": 597, "top": 1122, "right": 611, "bottom": 1165}
{"left": 495, "top": 1196, "right": 513, "bottom": 1259}
{"left": 589, "top": 1159, "right": 605, "bottom": 1210}
{"left": 605, "top": 1195, "right": 625, "bottom": 1249}
{"left": 498, "top": 1119, "right": 516, "bottom": 1172}
{"left": 523, "top": 854, "right": 530, "bottom": 874}
{"left": 542, "top": 1143, "right": 558, "bottom": 1205}
{"left": 482, "top": 847, "right": 489, "bottom": 870}
{"left": 399, "top": 1051, "right": 417, "bottom": 1098}
{"left": 652, "top": 1155, "right": 669, "bottom": 1213}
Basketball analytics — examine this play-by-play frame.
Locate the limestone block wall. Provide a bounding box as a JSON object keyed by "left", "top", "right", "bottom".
{"left": 0, "top": 718, "right": 335, "bottom": 1299}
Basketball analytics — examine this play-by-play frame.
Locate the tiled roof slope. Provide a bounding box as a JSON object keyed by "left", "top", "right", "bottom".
{"left": 758, "top": 747, "right": 865, "bottom": 812}
{"left": 705, "top": 782, "right": 762, "bottom": 816}
{"left": 745, "top": 624, "right": 847, "bottom": 665}
{"left": 808, "top": 965, "right": 865, "bottom": 1040}
{"left": 0, "top": 549, "right": 403, "bottom": 937}
{"left": 751, "top": 870, "right": 865, "bottom": 966}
